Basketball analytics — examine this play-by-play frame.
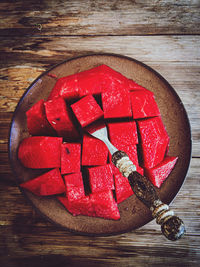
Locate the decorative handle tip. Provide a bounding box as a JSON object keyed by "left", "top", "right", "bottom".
{"left": 161, "top": 216, "right": 185, "bottom": 241}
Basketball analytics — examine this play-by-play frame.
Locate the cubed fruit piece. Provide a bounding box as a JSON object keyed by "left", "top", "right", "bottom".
{"left": 137, "top": 117, "right": 169, "bottom": 169}
{"left": 20, "top": 168, "right": 65, "bottom": 196}
{"left": 58, "top": 195, "right": 94, "bottom": 217}
{"left": 64, "top": 173, "right": 85, "bottom": 201}
{"left": 48, "top": 73, "right": 79, "bottom": 101}
{"left": 107, "top": 121, "right": 138, "bottom": 146}
{"left": 18, "top": 136, "right": 62, "bottom": 168}
{"left": 145, "top": 156, "right": 178, "bottom": 188}
{"left": 102, "top": 87, "right": 132, "bottom": 119}
{"left": 71, "top": 95, "right": 103, "bottom": 128}
{"left": 61, "top": 143, "right": 81, "bottom": 174}
{"left": 131, "top": 90, "right": 160, "bottom": 119}
{"left": 82, "top": 134, "right": 108, "bottom": 166}
{"left": 88, "top": 164, "right": 114, "bottom": 193}
{"left": 128, "top": 80, "right": 147, "bottom": 91}
{"left": 44, "top": 97, "right": 79, "bottom": 140}
{"left": 90, "top": 190, "right": 120, "bottom": 220}
{"left": 26, "top": 99, "right": 55, "bottom": 136}
{"left": 114, "top": 174, "right": 133, "bottom": 204}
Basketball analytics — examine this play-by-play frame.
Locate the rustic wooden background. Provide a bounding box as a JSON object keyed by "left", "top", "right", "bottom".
{"left": 0, "top": 1, "right": 200, "bottom": 266}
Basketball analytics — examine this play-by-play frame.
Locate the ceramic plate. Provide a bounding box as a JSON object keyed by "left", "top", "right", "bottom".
{"left": 9, "top": 54, "right": 191, "bottom": 235}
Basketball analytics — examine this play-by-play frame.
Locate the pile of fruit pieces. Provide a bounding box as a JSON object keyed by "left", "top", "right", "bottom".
{"left": 18, "top": 64, "right": 178, "bottom": 220}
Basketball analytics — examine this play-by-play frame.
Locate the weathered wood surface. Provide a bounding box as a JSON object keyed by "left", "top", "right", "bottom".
{"left": 0, "top": 0, "right": 200, "bottom": 266}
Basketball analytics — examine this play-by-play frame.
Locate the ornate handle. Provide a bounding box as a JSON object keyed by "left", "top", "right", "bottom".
{"left": 112, "top": 150, "right": 185, "bottom": 241}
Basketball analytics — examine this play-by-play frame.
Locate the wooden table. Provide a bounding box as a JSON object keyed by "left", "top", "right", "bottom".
{"left": 0, "top": 1, "right": 200, "bottom": 266}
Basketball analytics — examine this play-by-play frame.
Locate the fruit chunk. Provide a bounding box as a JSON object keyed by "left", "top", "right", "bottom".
{"left": 61, "top": 143, "right": 81, "bottom": 174}
{"left": 107, "top": 121, "right": 138, "bottom": 146}
{"left": 26, "top": 99, "right": 55, "bottom": 136}
{"left": 145, "top": 156, "right": 178, "bottom": 188}
{"left": 18, "top": 136, "right": 62, "bottom": 169}
{"left": 131, "top": 90, "right": 160, "bottom": 119}
{"left": 64, "top": 173, "right": 85, "bottom": 201}
{"left": 114, "top": 174, "right": 133, "bottom": 203}
{"left": 137, "top": 117, "right": 169, "bottom": 169}
{"left": 90, "top": 190, "right": 120, "bottom": 220}
{"left": 82, "top": 134, "right": 108, "bottom": 166}
{"left": 71, "top": 95, "right": 103, "bottom": 128}
{"left": 87, "top": 164, "right": 114, "bottom": 193}
{"left": 44, "top": 96, "right": 79, "bottom": 139}
{"left": 20, "top": 168, "right": 65, "bottom": 196}
{"left": 102, "top": 87, "right": 132, "bottom": 119}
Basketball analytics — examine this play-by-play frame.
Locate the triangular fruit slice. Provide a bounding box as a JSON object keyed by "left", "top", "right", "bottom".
{"left": 64, "top": 173, "right": 85, "bottom": 201}
{"left": 145, "top": 156, "right": 178, "bottom": 188}
{"left": 114, "top": 174, "right": 133, "bottom": 204}
{"left": 61, "top": 143, "right": 81, "bottom": 174}
{"left": 18, "top": 136, "right": 62, "bottom": 169}
{"left": 20, "top": 168, "right": 65, "bottom": 196}
{"left": 26, "top": 99, "right": 55, "bottom": 136}
{"left": 90, "top": 190, "right": 120, "bottom": 220}
{"left": 44, "top": 96, "right": 79, "bottom": 140}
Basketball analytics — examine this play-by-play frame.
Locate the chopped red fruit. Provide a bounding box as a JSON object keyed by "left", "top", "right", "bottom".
{"left": 131, "top": 90, "right": 160, "bottom": 119}
{"left": 137, "top": 117, "right": 169, "bottom": 169}
{"left": 82, "top": 134, "right": 108, "bottom": 166}
{"left": 64, "top": 173, "right": 85, "bottom": 201}
{"left": 90, "top": 190, "right": 120, "bottom": 220}
{"left": 26, "top": 99, "right": 55, "bottom": 136}
{"left": 44, "top": 97, "right": 79, "bottom": 140}
{"left": 107, "top": 121, "right": 138, "bottom": 146}
{"left": 128, "top": 80, "right": 147, "bottom": 91}
{"left": 18, "top": 136, "right": 62, "bottom": 169}
{"left": 114, "top": 174, "right": 133, "bottom": 203}
{"left": 145, "top": 156, "right": 178, "bottom": 188}
{"left": 87, "top": 164, "right": 114, "bottom": 193}
{"left": 102, "top": 87, "right": 132, "bottom": 119}
{"left": 71, "top": 95, "right": 104, "bottom": 128}
{"left": 20, "top": 168, "right": 65, "bottom": 196}
{"left": 61, "top": 143, "right": 81, "bottom": 174}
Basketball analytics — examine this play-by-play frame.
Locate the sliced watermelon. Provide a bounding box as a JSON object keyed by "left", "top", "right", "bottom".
{"left": 82, "top": 134, "right": 108, "bottom": 166}
{"left": 26, "top": 99, "right": 55, "bottom": 136}
{"left": 114, "top": 173, "right": 133, "bottom": 203}
{"left": 18, "top": 136, "right": 62, "bottom": 169}
{"left": 64, "top": 173, "right": 85, "bottom": 201}
{"left": 44, "top": 96, "right": 79, "bottom": 140}
{"left": 137, "top": 117, "right": 169, "bottom": 169}
{"left": 90, "top": 190, "right": 120, "bottom": 220}
{"left": 131, "top": 90, "right": 160, "bottom": 119}
{"left": 61, "top": 143, "right": 81, "bottom": 174}
{"left": 20, "top": 168, "right": 65, "bottom": 196}
{"left": 71, "top": 95, "right": 104, "bottom": 128}
{"left": 145, "top": 156, "right": 178, "bottom": 188}
{"left": 107, "top": 120, "right": 138, "bottom": 146}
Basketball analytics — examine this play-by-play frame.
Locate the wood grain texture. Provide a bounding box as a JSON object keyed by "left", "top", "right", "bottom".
{"left": 0, "top": 0, "right": 200, "bottom": 36}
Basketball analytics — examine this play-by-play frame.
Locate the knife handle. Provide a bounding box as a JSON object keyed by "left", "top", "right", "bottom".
{"left": 112, "top": 150, "right": 185, "bottom": 241}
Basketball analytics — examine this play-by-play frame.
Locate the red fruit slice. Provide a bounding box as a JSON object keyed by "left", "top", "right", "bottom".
{"left": 71, "top": 95, "right": 104, "bottom": 128}
{"left": 61, "top": 143, "right": 81, "bottom": 174}
{"left": 128, "top": 80, "right": 147, "bottom": 91}
{"left": 137, "top": 117, "right": 169, "bottom": 169}
{"left": 44, "top": 96, "right": 79, "bottom": 140}
{"left": 82, "top": 134, "right": 108, "bottom": 166}
{"left": 26, "top": 99, "right": 55, "bottom": 136}
{"left": 131, "top": 90, "right": 160, "bottom": 119}
{"left": 58, "top": 195, "right": 94, "bottom": 217}
{"left": 102, "top": 87, "right": 132, "bottom": 119}
{"left": 145, "top": 156, "right": 178, "bottom": 188}
{"left": 18, "top": 136, "right": 62, "bottom": 169}
{"left": 90, "top": 190, "right": 120, "bottom": 220}
{"left": 114, "top": 174, "right": 133, "bottom": 204}
{"left": 64, "top": 173, "right": 85, "bottom": 201}
{"left": 88, "top": 164, "right": 114, "bottom": 193}
{"left": 20, "top": 168, "right": 65, "bottom": 196}
{"left": 107, "top": 120, "right": 138, "bottom": 146}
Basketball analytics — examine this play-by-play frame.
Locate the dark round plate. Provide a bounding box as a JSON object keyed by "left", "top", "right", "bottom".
{"left": 9, "top": 54, "right": 192, "bottom": 235}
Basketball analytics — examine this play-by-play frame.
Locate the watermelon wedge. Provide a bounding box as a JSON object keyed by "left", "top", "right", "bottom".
{"left": 64, "top": 173, "right": 85, "bottom": 201}
{"left": 114, "top": 174, "right": 134, "bottom": 204}
{"left": 61, "top": 143, "right": 81, "bottom": 174}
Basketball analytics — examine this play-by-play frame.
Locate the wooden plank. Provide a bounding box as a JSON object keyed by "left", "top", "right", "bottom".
{"left": 0, "top": 0, "right": 200, "bottom": 36}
